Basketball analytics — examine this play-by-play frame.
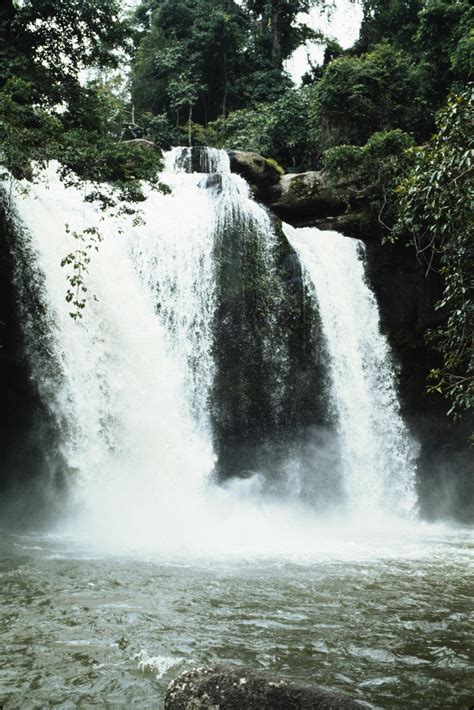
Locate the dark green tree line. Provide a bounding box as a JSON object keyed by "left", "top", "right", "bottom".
{"left": 0, "top": 0, "right": 166, "bottom": 317}
{"left": 0, "top": 0, "right": 162, "bottom": 193}
{"left": 130, "top": 0, "right": 328, "bottom": 134}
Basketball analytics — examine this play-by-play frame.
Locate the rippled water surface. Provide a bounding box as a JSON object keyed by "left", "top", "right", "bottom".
{"left": 1, "top": 529, "right": 473, "bottom": 709}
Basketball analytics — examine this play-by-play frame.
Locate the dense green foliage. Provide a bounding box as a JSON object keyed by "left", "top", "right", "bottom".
{"left": 323, "top": 130, "right": 416, "bottom": 229}
{"left": 354, "top": 0, "right": 423, "bottom": 53}
{"left": 313, "top": 42, "right": 429, "bottom": 149}
{"left": 209, "top": 88, "right": 311, "bottom": 167}
{"left": 396, "top": 88, "right": 473, "bottom": 420}
{"left": 132, "top": 0, "right": 247, "bottom": 126}
{"left": 0, "top": 0, "right": 167, "bottom": 317}
{"left": 131, "top": 0, "right": 327, "bottom": 141}
{"left": 0, "top": 0, "right": 161, "bottom": 189}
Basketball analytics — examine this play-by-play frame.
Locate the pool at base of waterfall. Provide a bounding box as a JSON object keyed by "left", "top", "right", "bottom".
{"left": 1, "top": 529, "right": 473, "bottom": 709}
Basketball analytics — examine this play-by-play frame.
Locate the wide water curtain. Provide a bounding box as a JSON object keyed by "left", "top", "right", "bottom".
{"left": 7, "top": 148, "right": 417, "bottom": 539}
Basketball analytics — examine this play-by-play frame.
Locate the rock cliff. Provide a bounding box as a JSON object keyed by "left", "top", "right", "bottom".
{"left": 228, "top": 150, "right": 473, "bottom": 521}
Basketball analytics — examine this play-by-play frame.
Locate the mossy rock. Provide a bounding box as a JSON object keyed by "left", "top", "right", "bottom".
{"left": 227, "top": 150, "right": 282, "bottom": 194}
{"left": 210, "top": 207, "right": 330, "bottom": 480}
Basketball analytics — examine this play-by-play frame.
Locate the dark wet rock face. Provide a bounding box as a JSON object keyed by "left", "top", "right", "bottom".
{"left": 0, "top": 193, "right": 70, "bottom": 527}
{"left": 165, "top": 666, "right": 364, "bottom": 710}
{"left": 211, "top": 207, "right": 330, "bottom": 485}
{"left": 364, "top": 238, "right": 473, "bottom": 522}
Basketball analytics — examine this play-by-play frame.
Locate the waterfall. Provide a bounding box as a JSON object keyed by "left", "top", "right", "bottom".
{"left": 4, "top": 148, "right": 297, "bottom": 537}
{"left": 3, "top": 148, "right": 418, "bottom": 545}
{"left": 6, "top": 161, "right": 216, "bottom": 536}
{"left": 284, "top": 225, "right": 418, "bottom": 517}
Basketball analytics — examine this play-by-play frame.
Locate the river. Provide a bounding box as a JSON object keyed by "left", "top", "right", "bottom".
{"left": 1, "top": 525, "right": 473, "bottom": 709}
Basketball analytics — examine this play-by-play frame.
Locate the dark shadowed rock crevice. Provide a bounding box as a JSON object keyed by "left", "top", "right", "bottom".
{"left": 165, "top": 666, "right": 364, "bottom": 710}
{"left": 0, "top": 191, "right": 71, "bottom": 527}
{"left": 211, "top": 206, "right": 331, "bottom": 484}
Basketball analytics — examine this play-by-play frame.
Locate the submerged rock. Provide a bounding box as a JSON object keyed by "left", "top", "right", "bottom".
{"left": 165, "top": 666, "right": 364, "bottom": 709}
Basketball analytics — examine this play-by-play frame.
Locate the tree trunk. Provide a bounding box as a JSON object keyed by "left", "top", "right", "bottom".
{"left": 188, "top": 105, "right": 192, "bottom": 147}
{"left": 222, "top": 53, "right": 228, "bottom": 118}
{"left": 271, "top": 9, "right": 282, "bottom": 68}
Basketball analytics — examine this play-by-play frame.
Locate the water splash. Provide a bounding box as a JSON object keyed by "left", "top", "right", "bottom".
{"left": 7, "top": 161, "right": 215, "bottom": 538}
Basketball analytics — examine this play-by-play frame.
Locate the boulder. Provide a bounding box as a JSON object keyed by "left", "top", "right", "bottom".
{"left": 265, "top": 171, "right": 349, "bottom": 222}
{"left": 165, "top": 666, "right": 363, "bottom": 710}
{"left": 227, "top": 150, "right": 282, "bottom": 196}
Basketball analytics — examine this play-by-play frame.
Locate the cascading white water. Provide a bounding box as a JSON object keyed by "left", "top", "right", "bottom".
{"left": 5, "top": 149, "right": 294, "bottom": 545}
{"left": 284, "top": 225, "right": 418, "bottom": 517}
{"left": 3, "top": 151, "right": 420, "bottom": 551}
{"left": 6, "top": 162, "right": 217, "bottom": 540}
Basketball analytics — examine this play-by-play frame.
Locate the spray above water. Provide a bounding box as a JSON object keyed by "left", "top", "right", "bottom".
{"left": 5, "top": 149, "right": 419, "bottom": 553}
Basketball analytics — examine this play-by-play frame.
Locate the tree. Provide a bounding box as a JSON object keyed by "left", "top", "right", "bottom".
{"left": 244, "top": 0, "right": 327, "bottom": 69}
{"left": 415, "top": 0, "right": 473, "bottom": 108}
{"left": 354, "top": 0, "right": 423, "bottom": 54}
{"left": 0, "top": 0, "right": 166, "bottom": 317}
{"left": 131, "top": 0, "right": 330, "bottom": 130}
{"left": 131, "top": 0, "right": 249, "bottom": 126}
{"left": 396, "top": 87, "right": 473, "bottom": 421}
{"left": 210, "top": 87, "right": 312, "bottom": 167}
{"left": 0, "top": 0, "right": 163, "bottom": 190}
{"left": 312, "top": 42, "right": 429, "bottom": 150}
{"left": 354, "top": 1, "right": 473, "bottom": 112}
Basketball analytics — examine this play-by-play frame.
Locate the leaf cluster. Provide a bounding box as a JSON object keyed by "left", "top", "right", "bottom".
{"left": 209, "top": 87, "right": 312, "bottom": 168}
{"left": 396, "top": 87, "right": 473, "bottom": 419}
{"left": 312, "top": 42, "right": 430, "bottom": 150}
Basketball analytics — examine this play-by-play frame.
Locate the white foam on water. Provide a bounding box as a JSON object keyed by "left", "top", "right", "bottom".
{"left": 135, "top": 650, "right": 185, "bottom": 679}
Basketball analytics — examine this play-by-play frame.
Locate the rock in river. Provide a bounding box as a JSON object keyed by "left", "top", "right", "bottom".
{"left": 165, "top": 665, "right": 364, "bottom": 709}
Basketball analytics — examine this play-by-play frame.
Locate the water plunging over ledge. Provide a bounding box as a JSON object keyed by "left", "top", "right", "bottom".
{"left": 4, "top": 147, "right": 419, "bottom": 543}
{"left": 284, "top": 225, "right": 418, "bottom": 517}
{"left": 1, "top": 148, "right": 473, "bottom": 710}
